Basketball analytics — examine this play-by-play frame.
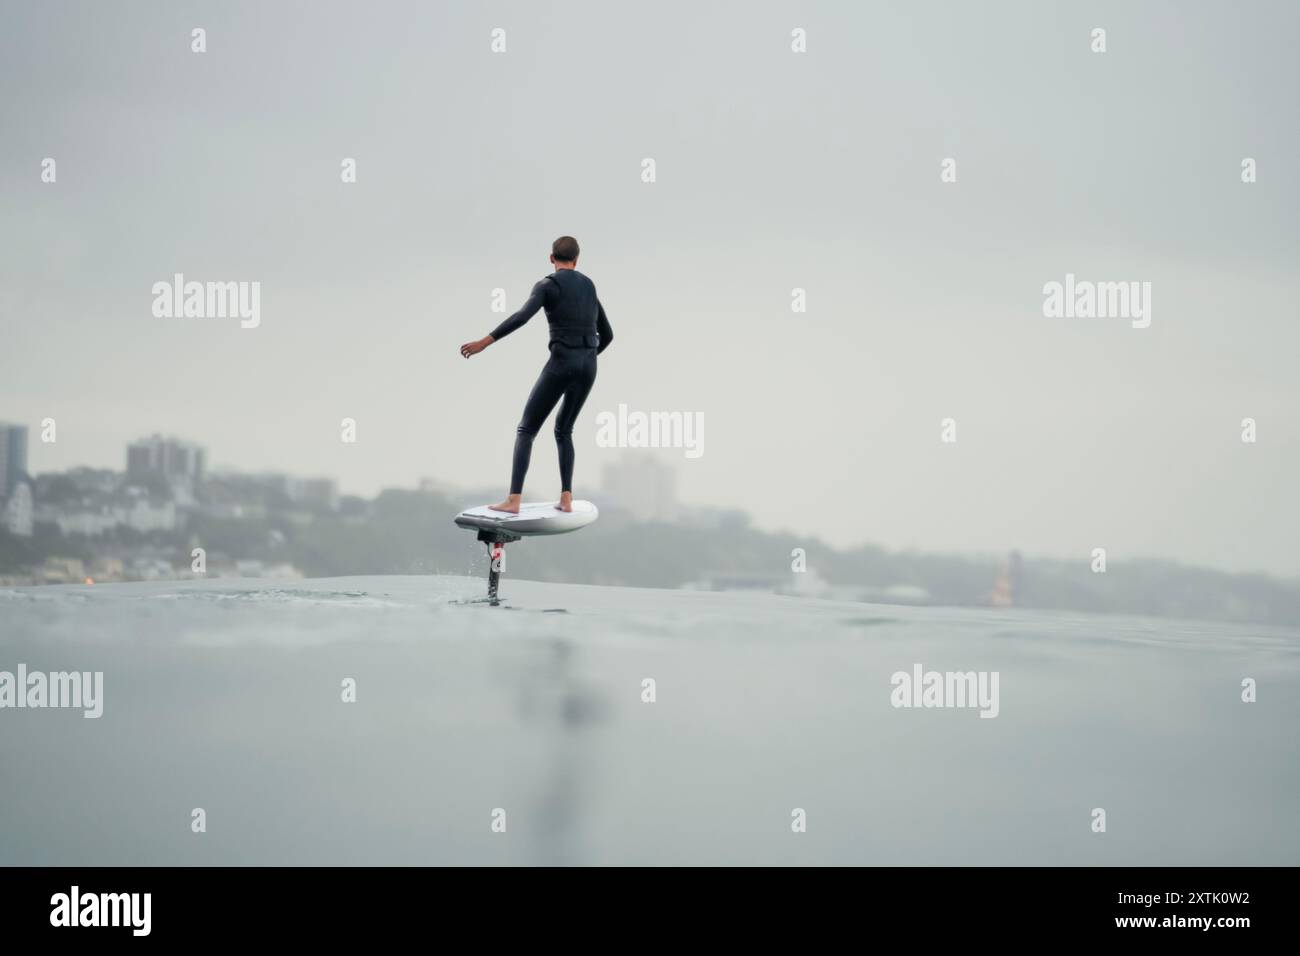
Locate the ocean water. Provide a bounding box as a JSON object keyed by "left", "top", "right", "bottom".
{"left": 1, "top": 575, "right": 1296, "bottom": 866}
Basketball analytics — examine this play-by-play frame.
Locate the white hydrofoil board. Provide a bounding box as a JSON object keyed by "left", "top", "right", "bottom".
{"left": 454, "top": 500, "right": 598, "bottom": 537}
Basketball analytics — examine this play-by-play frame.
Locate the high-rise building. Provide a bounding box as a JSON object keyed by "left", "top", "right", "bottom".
{"left": 3, "top": 481, "right": 33, "bottom": 536}
{"left": 0, "top": 422, "right": 29, "bottom": 500}
{"left": 601, "top": 454, "right": 678, "bottom": 521}
{"left": 126, "top": 434, "right": 206, "bottom": 483}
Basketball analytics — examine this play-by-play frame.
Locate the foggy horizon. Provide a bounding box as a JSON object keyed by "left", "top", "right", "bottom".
{"left": 11, "top": 430, "right": 1300, "bottom": 584}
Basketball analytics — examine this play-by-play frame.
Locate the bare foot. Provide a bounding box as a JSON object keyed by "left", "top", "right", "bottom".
{"left": 556, "top": 492, "right": 573, "bottom": 512}
{"left": 489, "top": 494, "right": 521, "bottom": 514}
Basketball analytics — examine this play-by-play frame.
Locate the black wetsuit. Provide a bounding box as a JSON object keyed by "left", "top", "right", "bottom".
{"left": 488, "top": 269, "right": 613, "bottom": 494}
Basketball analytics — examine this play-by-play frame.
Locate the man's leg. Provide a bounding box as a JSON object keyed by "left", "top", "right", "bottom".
{"left": 501, "top": 362, "right": 565, "bottom": 504}
{"left": 553, "top": 351, "right": 598, "bottom": 500}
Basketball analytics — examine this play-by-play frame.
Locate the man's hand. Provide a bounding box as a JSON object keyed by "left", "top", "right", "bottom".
{"left": 460, "top": 335, "right": 493, "bottom": 358}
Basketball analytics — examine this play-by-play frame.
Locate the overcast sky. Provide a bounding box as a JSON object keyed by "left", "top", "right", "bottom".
{"left": 2, "top": 0, "right": 1297, "bottom": 576}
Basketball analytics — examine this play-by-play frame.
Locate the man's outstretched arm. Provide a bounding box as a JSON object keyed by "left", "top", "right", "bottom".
{"left": 460, "top": 279, "right": 551, "bottom": 358}
{"left": 490, "top": 279, "right": 550, "bottom": 341}
{"left": 596, "top": 300, "right": 613, "bottom": 355}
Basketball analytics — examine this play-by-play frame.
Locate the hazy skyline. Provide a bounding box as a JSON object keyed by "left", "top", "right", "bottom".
{"left": 2, "top": 1, "right": 1297, "bottom": 576}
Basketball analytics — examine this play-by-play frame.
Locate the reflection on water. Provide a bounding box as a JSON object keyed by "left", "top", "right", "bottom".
{"left": 514, "top": 639, "right": 611, "bottom": 865}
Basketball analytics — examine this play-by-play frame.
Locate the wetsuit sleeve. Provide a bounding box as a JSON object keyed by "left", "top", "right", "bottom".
{"left": 596, "top": 300, "right": 613, "bottom": 355}
{"left": 488, "top": 279, "right": 551, "bottom": 342}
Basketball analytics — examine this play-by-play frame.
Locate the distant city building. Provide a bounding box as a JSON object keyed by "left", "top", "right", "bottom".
{"left": 3, "top": 480, "right": 33, "bottom": 536}
{"left": 201, "top": 471, "right": 337, "bottom": 516}
{"left": 39, "top": 557, "right": 87, "bottom": 585}
{"left": 0, "top": 422, "right": 29, "bottom": 499}
{"left": 127, "top": 434, "right": 206, "bottom": 484}
{"left": 201, "top": 470, "right": 274, "bottom": 518}
{"left": 129, "top": 557, "right": 175, "bottom": 582}
{"left": 34, "top": 467, "right": 118, "bottom": 501}
{"left": 122, "top": 496, "right": 177, "bottom": 532}
{"left": 89, "top": 556, "right": 126, "bottom": 583}
{"left": 35, "top": 490, "right": 176, "bottom": 537}
{"left": 601, "top": 454, "right": 678, "bottom": 521}
{"left": 287, "top": 477, "right": 339, "bottom": 512}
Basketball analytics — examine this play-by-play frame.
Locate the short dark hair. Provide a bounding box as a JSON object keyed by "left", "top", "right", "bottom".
{"left": 552, "top": 236, "right": 580, "bottom": 263}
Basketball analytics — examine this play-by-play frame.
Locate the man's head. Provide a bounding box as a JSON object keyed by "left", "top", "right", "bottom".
{"left": 550, "top": 236, "right": 580, "bottom": 268}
